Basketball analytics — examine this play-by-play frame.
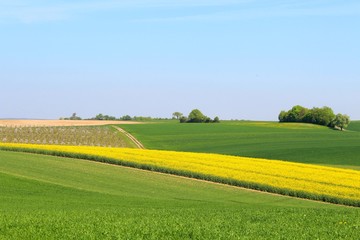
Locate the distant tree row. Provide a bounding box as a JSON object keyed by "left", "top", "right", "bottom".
{"left": 92, "top": 113, "right": 117, "bottom": 121}
{"left": 89, "top": 114, "right": 170, "bottom": 121}
{"left": 279, "top": 105, "right": 350, "bottom": 130}
{"left": 174, "top": 109, "right": 220, "bottom": 123}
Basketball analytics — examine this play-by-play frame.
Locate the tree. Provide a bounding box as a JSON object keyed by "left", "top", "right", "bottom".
{"left": 95, "top": 113, "right": 104, "bottom": 120}
{"left": 290, "top": 105, "right": 309, "bottom": 122}
{"left": 179, "top": 116, "right": 188, "bottom": 123}
{"left": 179, "top": 109, "right": 219, "bottom": 123}
{"left": 101, "top": 115, "right": 116, "bottom": 120}
{"left": 69, "top": 113, "right": 81, "bottom": 120}
{"left": 213, "top": 116, "right": 220, "bottom": 123}
{"left": 332, "top": 114, "right": 350, "bottom": 131}
{"left": 309, "top": 107, "right": 335, "bottom": 126}
{"left": 279, "top": 105, "right": 309, "bottom": 122}
{"left": 172, "top": 112, "right": 183, "bottom": 120}
{"left": 188, "top": 109, "right": 206, "bottom": 123}
{"left": 278, "top": 111, "right": 288, "bottom": 122}
{"left": 121, "top": 115, "right": 132, "bottom": 121}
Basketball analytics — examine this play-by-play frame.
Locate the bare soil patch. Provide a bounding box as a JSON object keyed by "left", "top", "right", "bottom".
{"left": 0, "top": 120, "right": 142, "bottom": 127}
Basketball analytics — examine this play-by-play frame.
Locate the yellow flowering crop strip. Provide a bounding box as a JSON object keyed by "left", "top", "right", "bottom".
{"left": 1, "top": 142, "right": 360, "bottom": 206}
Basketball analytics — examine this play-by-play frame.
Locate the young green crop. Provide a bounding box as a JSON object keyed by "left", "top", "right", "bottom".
{"left": 1, "top": 151, "right": 360, "bottom": 239}
{"left": 119, "top": 121, "right": 360, "bottom": 170}
{"left": 348, "top": 121, "right": 360, "bottom": 132}
{"left": 1, "top": 142, "right": 360, "bottom": 206}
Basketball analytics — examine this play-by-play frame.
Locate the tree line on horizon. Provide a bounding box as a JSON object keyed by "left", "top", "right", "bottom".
{"left": 59, "top": 107, "right": 350, "bottom": 130}
{"left": 90, "top": 114, "right": 171, "bottom": 121}
{"left": 278, "top": 105, "right": 350, "bottom": 130}
{"left": 61, "top": 110, "right": 220, "bottom": 123}
{"left": 173, "top": 109, "right": 220, "bottom": 123}
{"left": 60, "top": 113, "right": 171, "bottom": 121}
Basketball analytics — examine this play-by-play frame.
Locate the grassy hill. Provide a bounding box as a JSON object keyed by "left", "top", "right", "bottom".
{"left": 348, "top": 121, "right": 360, "bottom": 132}
{"left": 1, "top": 150, "right": 360, "bottom": 239}
{"left": 119, "top": 121, "right": 360, "bottom": 170}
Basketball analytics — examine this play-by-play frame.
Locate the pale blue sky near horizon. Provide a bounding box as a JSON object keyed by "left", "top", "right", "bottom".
{"left": 0, "top": 0, "right": 359, "bottom": 120}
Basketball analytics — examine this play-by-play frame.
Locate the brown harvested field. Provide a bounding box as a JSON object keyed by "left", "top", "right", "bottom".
{"left": 0, "top": 120, "right": 142, "bottom": 127}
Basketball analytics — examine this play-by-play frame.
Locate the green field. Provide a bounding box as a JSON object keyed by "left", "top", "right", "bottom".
{"left": 119, "top": 121, "right": 360, "bottom": 170}
{"left": 1, "top": 150, "right": 360, "bottom": 239}
{"left": 348, "top": 121, "right": 360, "bottom": 132}
{"left": 2, "top": 120, "right": 360, "bottom": 238}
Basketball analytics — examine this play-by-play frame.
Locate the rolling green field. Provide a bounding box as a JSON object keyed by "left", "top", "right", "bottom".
{"left": 348, "top": 121, "right": 360, "bottom": 132}
{"left": 119, "top": 121, "right": 360, "bottom": 170}
{"left": 2, "top": 120, "right": 360, "bottom": 239}
{"left": 1, "top": 150, "right": 360, "bottom": 239}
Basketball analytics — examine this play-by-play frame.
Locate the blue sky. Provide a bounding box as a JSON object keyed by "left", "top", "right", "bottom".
{"left": 1, "top": 0, "right": 359, "bottom": 120}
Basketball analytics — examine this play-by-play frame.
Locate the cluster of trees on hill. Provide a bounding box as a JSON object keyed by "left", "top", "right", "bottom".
{"left": 174, "top": 109, "right": 220, "bottom": 123}
{"left": 279, "top": 105, "right": 350, "bottom": 130}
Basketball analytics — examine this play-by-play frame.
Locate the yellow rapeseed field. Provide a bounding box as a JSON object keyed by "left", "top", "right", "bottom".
{"left": 1, "top": 142, "right": 359, "bottom": 205}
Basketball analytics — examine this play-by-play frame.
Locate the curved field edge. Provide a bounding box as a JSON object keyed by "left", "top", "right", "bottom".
{"left": 117, "top": 121, "right": 360, "bottom": 169}
{"left": 0, "top": 143, "right": 359, "bottom": 207}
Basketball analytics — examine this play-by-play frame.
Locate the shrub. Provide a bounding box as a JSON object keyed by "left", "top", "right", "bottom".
{"left": 179, "top": 116, "right": 188, "bottom": 123}
{"left": 213, "top": 116, "right": 220, "bottom": 123}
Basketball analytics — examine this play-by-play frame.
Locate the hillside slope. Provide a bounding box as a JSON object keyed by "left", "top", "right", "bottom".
{"left": 119, "top": 121, "right": 360, "bottom": 169}
{"left": 348, "top": 121, "right": 360, "bottom": 132}
{"left": 1, "top": 151, "right": 360, "bottom": 239}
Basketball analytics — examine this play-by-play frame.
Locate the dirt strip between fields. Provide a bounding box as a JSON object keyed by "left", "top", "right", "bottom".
{"left": 113, "top": 126, "right": 145, "bottom": 149}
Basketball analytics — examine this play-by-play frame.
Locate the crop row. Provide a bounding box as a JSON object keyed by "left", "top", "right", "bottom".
{"left": 0, "top": 126, "right": 128, "bottom": 147}
{"left": 1, "top": 143, "right": 359, "bottom": 206}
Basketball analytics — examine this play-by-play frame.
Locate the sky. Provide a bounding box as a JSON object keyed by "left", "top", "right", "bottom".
{"left": 0, "top": 0, "right": 359, "bottom": 120}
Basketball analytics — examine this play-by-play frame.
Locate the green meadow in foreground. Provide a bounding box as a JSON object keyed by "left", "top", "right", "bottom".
{"left": 1, "top": 150, "right": 360, "bottom": 239}
{"left": 119, "top": 121, "right": 360, "bottom": 170}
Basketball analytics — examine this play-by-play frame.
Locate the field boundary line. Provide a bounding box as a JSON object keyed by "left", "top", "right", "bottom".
{"left": 113, "top": 126, "right": 145, "bottom": 149}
